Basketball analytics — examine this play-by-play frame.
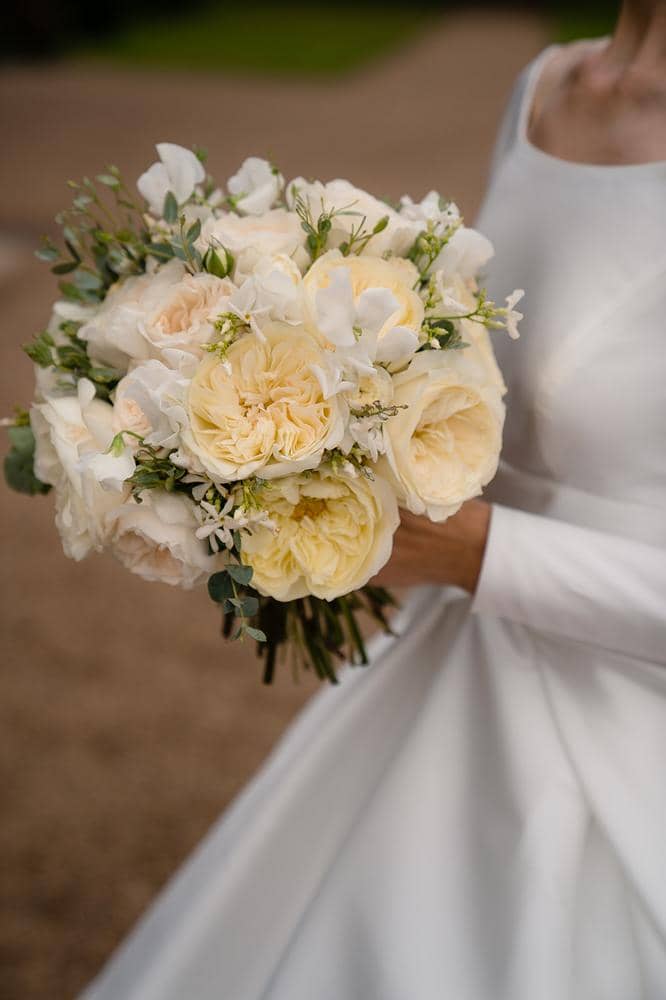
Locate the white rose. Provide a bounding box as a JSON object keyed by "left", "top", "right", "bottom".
{"left": 137, "top": 143, "right": 205, "bottom": 217}
{"left": 79, "top": 260, "right": 235, "bottom": 369}
{"left": 110, "top": 491, "right": 214, "bottom": 589}
{"left": 112, "top": 360, "right": 190, "bottom": 449}
{"left": 182, "top": 322, "right": 345, "bottom": 482}
{"left": 288, "top": 177, "right": 420, "bottom": 257}
{"left": 31, "top": 379, "right": 132, "bottom": 559}
{"left": 240, "top": 467, "right": 399, "bottom": 601}
{"left": 227, "top": 157, "right": 283, "bottom": 216}
{"left": 378, "top": 349, "right": 505, "bottom": 522}
{"left": 199, "top": 209, "right": 306, "bottom": 283}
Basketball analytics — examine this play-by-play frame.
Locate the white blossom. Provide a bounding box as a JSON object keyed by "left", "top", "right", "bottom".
{"left": 227, "top": 157, "right": 283, "bottom": 215}
{"left": 137, "top": 143, "right": 205, "bottom": 217}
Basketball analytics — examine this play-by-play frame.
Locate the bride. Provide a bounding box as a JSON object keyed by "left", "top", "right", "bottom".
{"left": 83, "top": 2, "right": 666, "bottom": 997}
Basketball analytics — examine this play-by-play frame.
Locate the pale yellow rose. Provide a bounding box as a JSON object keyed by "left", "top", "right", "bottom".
{"left": 183, "top": 322, "right": 345, "bottom": 482}
{"left": 378, "top": 349, "right": 505, "bottom": 522}
{"left": 304, "top": 251, "right": 424, "bottom": 351}
{"left": 240, "top": 467, "right": 399, "bottom": 601}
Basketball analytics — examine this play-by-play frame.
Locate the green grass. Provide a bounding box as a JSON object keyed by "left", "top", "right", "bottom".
{"left": 551, "top": 6, "right": 617, "bottom": 44}
{"left": 72, "top": 5, "right": 434, "bottom": 76}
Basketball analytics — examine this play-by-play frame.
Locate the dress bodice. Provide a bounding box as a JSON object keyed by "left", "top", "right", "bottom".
{"left": 476, "top": 47, "right": 666, "bottom": 546}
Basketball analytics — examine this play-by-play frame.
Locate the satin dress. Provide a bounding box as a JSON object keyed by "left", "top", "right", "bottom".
{"left": 83, "top": 47, "right": 666, "bottom": 1000}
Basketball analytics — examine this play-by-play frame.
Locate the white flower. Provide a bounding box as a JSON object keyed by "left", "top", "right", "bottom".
{"left": 399, "top": 191, "right": 460, "bottom": 233}
{"left": 182, "top": 322, "right": 345, "bottom": 481}
{"left": 227, "top": 157, "right": 283, "bottom": 215}
{"left": 504, "top": 289, "right": 524, "bottom": 339}
{"left": 228, "top": 254, "right": 303, "bottom": 334}
{"left": 112, "top": 360, "right": 190, "bottom": 449}
{"left": 110, "top": 491, "right": 214, "bottom": 589}
{"left": 239, "top": 467, "right": 399, "bottom": 601}
{"left": 137, "top": 143, "right": 205, "bottom": 217}
{"left": 342, "top": 367, "right": 395, "bottom": 461}
{"left": 199, "top": 209, "right": 306, "bottom": 283}
{"left": 378, "top": 349, "right": 505, "bottom": 522}
{"left": 304, "top": 252, "right": 423, "bottom": 381}
{"left": 31, "top": 379, "right": 132, "bottom": 559}
{"left": 194, "top": 492, "right": 276, "bottom": 553}
{"left": 79, "top": 260, "right": 235, "bottom": 368}
{"left": 433, "top": 226, "right": 494, "bottom": 281}
{"left": 288, "top": 177, "right": 421, "bottom": 257}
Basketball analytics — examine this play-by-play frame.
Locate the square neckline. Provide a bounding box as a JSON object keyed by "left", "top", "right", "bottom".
{"left": 518, "top": 40, "right": 666, "bottom": 172}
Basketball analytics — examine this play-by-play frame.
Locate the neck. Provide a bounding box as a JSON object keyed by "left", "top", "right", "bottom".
{"left": 602, "top": 1, "right": 666, "bottom": 73}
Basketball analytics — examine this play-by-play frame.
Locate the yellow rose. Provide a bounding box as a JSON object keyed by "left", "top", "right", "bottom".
{"left": 240, "top": 467, "right": 399, "bottom": 601}
{"left": 183, "top": 322, "right": 345, "bottom": 481}
{"left": 304, "top": 250, "right": 424, "bottom": 358}
{"left": 377, "top": 349, "right": 505, "bottom": 522}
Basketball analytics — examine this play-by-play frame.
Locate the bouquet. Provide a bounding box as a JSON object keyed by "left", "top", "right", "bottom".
{"left": 4, "top": 144, "right": 522, "bottom": 683}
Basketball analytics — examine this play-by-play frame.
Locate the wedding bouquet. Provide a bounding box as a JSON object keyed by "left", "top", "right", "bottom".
{"left": 4, "top": 144, "right": 522, "bottom": 682}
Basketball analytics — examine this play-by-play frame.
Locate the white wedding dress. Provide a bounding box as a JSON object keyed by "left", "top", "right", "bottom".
{"left": 83, "top": 47, "right": 666, "bottom": 1000}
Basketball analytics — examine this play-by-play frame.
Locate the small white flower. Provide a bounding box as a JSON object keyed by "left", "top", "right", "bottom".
{"left": 137, "top": 143, "right": 206, "bottom": 217}
{"left": 433, "top": 226, "right": 494, "bottom": 281}
{"left": 399, "top": 191, "right": 460, "bottom": 234}
{"left": 504, "top": 289, "right": 524, "bottom": 339}
{"left": 227, "top": 157, "right": 283, "bottom": 216}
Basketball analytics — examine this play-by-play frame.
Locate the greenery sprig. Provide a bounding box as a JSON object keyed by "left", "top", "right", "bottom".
{"left": 3, "top": 410, "right": 51, "bottom": 496}
{"left": 24, "top": 321, "right": 121, "bottom": 401}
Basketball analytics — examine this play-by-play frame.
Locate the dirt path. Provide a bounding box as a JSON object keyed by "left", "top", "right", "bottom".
{"left": 0, "top": 11, "right": 546, "bottom": 998}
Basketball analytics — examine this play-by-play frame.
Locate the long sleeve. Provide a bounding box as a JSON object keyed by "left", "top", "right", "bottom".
{"left": 472, "top": 503, "right": 666, "bottom": 665}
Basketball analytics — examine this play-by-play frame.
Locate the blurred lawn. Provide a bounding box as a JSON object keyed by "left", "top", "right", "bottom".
{"left": 70, "top": 3, "right": 617, "bottom": 75}
{"left": 552, "top": 4, "right": 616, "bottom": 43}
{"left": 72, "top": 5, "right": 435, "bottom": 74}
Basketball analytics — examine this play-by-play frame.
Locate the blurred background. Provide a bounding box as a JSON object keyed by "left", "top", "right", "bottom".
{"left": 1, "top": 2, "right": 617, "bottom": 997}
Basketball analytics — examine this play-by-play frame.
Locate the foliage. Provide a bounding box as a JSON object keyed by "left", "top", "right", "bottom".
{"left": 208, "top": 566, "right": 398, "bottom": 684}
{"left": 24, "top": 322, "right": 121, "bottom": 400}
{"left": 3, "top": 420, "right": 51, "bottom": 496}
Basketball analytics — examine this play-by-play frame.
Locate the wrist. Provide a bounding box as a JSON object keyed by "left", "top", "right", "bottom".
{"left": 441, "top": 500, "right": 491, "bottom": 593}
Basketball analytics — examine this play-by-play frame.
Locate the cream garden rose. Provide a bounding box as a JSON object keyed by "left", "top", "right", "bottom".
{"left": 378, "top": 350, "right": 505, "bottom": 522}
{"left": 80, "top": 259, "right": 235, "bottom": 369}
{"left": 110, "top": 491, "right": 214, "bottom": 588}
{"left": 240, "top": 467, "right": 399, "bottom": 601}
{"left": 182, "top": 322, "right": 345, "bottom": 482}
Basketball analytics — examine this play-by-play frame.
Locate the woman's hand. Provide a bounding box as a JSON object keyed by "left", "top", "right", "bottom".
{"left": 372, "top": 500, "right": 491, "bottom": 594}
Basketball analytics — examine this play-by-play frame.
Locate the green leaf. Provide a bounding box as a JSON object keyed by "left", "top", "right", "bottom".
{"left": 97, "top": 174, "right": 120, "bottom": 188}
{"left": 51, "top": 260, "right": 79, "bottom": 275}
{"left": 207, "top": 571, "right": 234, "bottom": 603}
{"left": 4, "top": 424, "right": 51, "bottom": 495}
{"left": 186, "top": 219, "right": 202, "bottom": 244}
{"left": 23, "top": 331, "right": 55, "bottom": 368}
{"left": 227, "top": 563, "right": 253, "bottom": 586}
{"left": 372, "top": 215, "right": 390, "bottom": 234}
{"left": 35, "top": 240, "right": 59, "bottom": 263}
{"left": 240, "top": 595, "right": 259, "bottom": 617}
{"left": 245, "top": 626, "right": 267, "bottom": 643}
{"left": 163, "top": 191, "right": 178, "bottom": 224}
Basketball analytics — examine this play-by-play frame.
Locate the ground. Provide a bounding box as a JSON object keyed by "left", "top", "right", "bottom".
{"left": 0, "top": 11, "right": 547, "bottom": 998}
